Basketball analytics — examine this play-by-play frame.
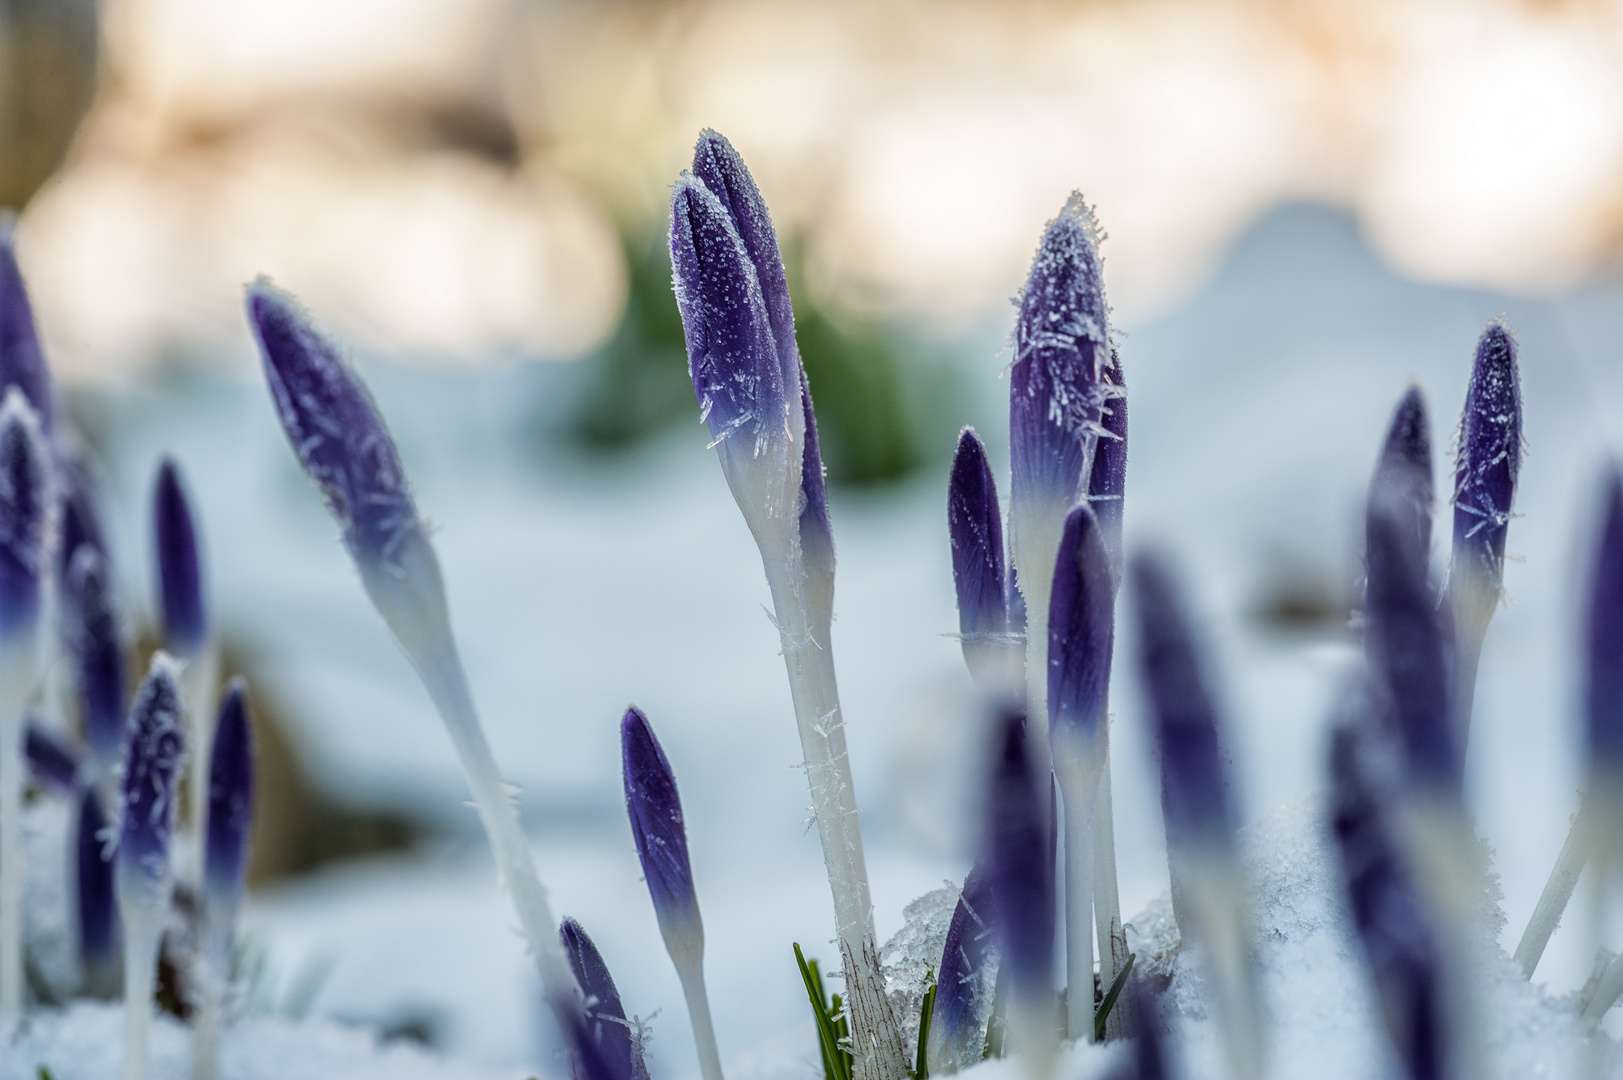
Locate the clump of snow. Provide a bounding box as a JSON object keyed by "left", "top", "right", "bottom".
{"left": 880, "top": 884, "right": 961, "bottom": 1050}
{"left": 24, "top": 795, "right": 79, "bottom": 1005}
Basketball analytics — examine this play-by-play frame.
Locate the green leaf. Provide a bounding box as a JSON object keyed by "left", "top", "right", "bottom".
{"left": 795, "top": 943, "right": 852, "bottom": 1080}
{"left": 38, "top": 1068, "right": 57, "bottom": 1080}
{"left": 1093, "top": 953, "right": 1137, "bottom": 1042}
{"left": 983, "top": 965, "right": 1009, "bottom": 1060}
{"left": 914, "top": 966, "right": 938, "bottom": 1079}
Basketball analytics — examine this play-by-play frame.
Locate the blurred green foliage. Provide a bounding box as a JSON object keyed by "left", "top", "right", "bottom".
{"left": 567, "top": 229, "right": 958, "bottom": 487}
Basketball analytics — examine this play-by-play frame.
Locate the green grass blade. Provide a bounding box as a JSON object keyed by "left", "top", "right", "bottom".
{"left": 915, "top": 967, "right": 938, "bottom": 1079}
{"left": 796, "top": 944, "right": 844, "bottom": 1080}
{"left": 983, "top": 965, "right": 1009, "bottom": 1060}
{"left": 1093, "top": 952, "right": 1137, "bottom": 1042}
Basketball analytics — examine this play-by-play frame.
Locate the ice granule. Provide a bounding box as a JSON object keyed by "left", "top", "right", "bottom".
{"left": 881, "top": 884, "right": 962, "bottom": 1047}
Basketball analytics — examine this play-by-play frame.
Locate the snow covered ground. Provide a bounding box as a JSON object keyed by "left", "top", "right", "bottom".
{"left": 24, "top": 201, "right": 1623, "bottom": 1078}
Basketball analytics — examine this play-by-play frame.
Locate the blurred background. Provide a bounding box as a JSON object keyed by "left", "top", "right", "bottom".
{"left": 10, "top": 0, "right": 1623, "bottom": 1075}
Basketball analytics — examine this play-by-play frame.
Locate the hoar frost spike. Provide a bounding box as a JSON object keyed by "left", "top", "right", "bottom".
{"left": 117, "top": 654, "right": 186, "bottom": 1080}
{"left": 1131, "top": 551, "right": 1263, "bottom": 1080}
{"left": 622, "top": 707, "right": 723, "bottom": 1080}
{"left": 1008, "top": 193, "right": 1110, "bottom": 753}
{"left": 1449, "top": 320, "right": 1522, "bottom": 746}
{"left": 1046, "top": 504, "right": 1113, "bottom": 1040}
{"left": 561, "top": 917, "right": 647, "bottom": 1080}
{"left": 0, "top": 386, "right": 48, "bottom": 1029}
{"left": 247, "top": 280, "right": 581, "bottom": 1041}
{"left": 671, "top": 133, "right": 906, "bottom": 1080}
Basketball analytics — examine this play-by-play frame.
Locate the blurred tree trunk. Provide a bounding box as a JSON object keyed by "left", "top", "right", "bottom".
{"left": 0, "top": 0, "right": 98, "bottom": 210}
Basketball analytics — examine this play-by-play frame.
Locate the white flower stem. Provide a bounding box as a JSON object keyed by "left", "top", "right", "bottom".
{"left": 120, "top": 900, "right": 163, "bottom": 1080}
{"left": 191, "top": 978, "right": 223, "bottom": 1080}
{"left": 1514, "top": 803, "right": 1588, "bottom": 980}
{"left": 1056, "top": 755, "right": 1096, "bottom": 1042}
{"left": 673, "top": 951, "right": 725, "bottom": 1080}
{"left": 1091, "top": 716, "right": 1129, "bottom": 1039}
{"left": 0, "top": 640, "right": 33, "bottom": 1030}
{"left": 181, "top": 645, "right": 219, "bottom": 888}
{"left": 760, "top": 553, "right": 908, "bottom": 1080}
{"left": 360, "top": 535, "right": 576, "bottom": 1026}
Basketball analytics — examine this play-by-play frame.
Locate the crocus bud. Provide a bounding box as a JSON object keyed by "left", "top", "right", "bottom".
{"left": 0, "top": 387, "right": 48, "bottom": 642}
{"left": 0, "top": 220, "right": 52, "bottom": 431}
{"left": 152, "top": 457, "right": 207, "bottom": 655}
{"left": 1009, "top": 195, "right": 1111, "bottom": 520}
{"left": 982, "top": 709, "right": 1054, "bottom": 1061}
{"left": 248, "top": 281, "right": 424, "bottom": 574}
{"left": 927, "top": 866, "right": 996, "bottom": 1074}
{"left": 24, "top": 718, "right": 78, "bottom": 793}
{"left": 1087, "top": 349, "right": 1127, "bottom": 586}
{"left": 76, "top": 786, "right": 117, "bottom": 996}
{"left": 1449, "top": 322, "right": 1521, "bottom": 608}
{"left": 1329, "top": 717, "right": 1445, "bottom": 1080}
{"left": 949, "top": 428, "right": 1010, "bottom": 688}
{"left": 116, "top": 654, "right": 185, "bottom": 899}
{"left": 1048, "top": 504, "right": 1114, "bottom": 762}
{"left": 1368, "top": 388, "right": 1434, "bottom": 579}
{"left": 56, "top": 453, "right": 106, "bottom": 598}
{"left": 1131, "top": 552, "right": 1234, "bottom": 860}
{"left": 204, "top": 680, "right": 254, "bottom": 911}
{"left": 670, "top": 172, "right": 799, "bottom": 543}
{"left": 1366, "top": 493, "right": 1456, "bottom": 794}
{"left": 65, "top": 545, "right": 125, "bottom": 775}
{"left": 621, "top": 707, "right": 700, "bottom": 953}
{"left": 561, "top": 917, "right": 646, "bottom": 1080}
{"left": 1587, "top": 472, "right": 1623, "bottom": 782}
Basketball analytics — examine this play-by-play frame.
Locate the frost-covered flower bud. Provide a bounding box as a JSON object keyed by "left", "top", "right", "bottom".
{"left": 153, "top": 458, "right": 207, "bottom": 656}
{"left": 1048, "top": 504, "right": 1114, "bottom": 762}
{"left": 1450, "top": 322, "right": 1521, "bottom": 604}
{"left": 927, "top": 866, "right": 996, "bottom": 1074}
{"left": 1086, "top": 349, "right": 1127, "bottom": 586}
{"left": 1329, "top": 715, "right": 1445, "bottom": 1080}
{"left": 24, "top": 718, "right": 78, "bottom": 793}
{"left": 622, "top": 707, "right": 700, "bottom": 955}
{"left": 1587, "top": 472, "right": 1623, "bottom": 780}
{"left": 0, "top": 220, "right": 52, "bottom": 431}
{"left": 561, "top": 917, "right": 646, "bottom": 1080}
{"left": 56, "top": 454, "right": 106, "bottom": 596}
{"left": 982, "top": 709, "right": 1054, "bottom": 1053}
{"left": 76, "top": 786, "right": 117, "bottom": 995}
{"left": 64, "top": 546, "right": 124, "bottom": 776}
{"left": 1010, "top": 195, "right": 1111, "bottom": 521}
{"left": 0, "top": 387, "right": 48, "bottom": 642}
{"left": 949, "top": 428, "right": 1010, "bottom": 688}
{"left": 204, "top": 680, "right": 253, "bottom": 912}
{"left": 248, "top": 281, "right": 423, "bottom": 574}
{"left": 116, "top": 655, "right": 185, "bottom": 900}
{"left": 669, "top": 171, "right": 799, "bottom": 547}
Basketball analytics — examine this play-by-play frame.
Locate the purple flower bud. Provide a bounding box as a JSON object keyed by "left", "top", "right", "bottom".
{"left": 1009, "top": 194, "right": 1110, "bottom": 519}
{"left": 1329, "top": 718, "right": 1445, "bottom": 1080}
{"left": 24, "top": 718, "right": 79, "bottom": 793}
{"left": 1451, "top": 320, "right": 1521, "bottom": 570}
{"left": 1087, "top": 348, "right": 1127, "bottom": 583}
{"left": 116, "top": 654, "right": 185, "bottom": 893}
{"left": 797, "top": 373, "right": 834, "bottom": 600}
{"left": 0, "top": 388, "right": 48, "bottom": 638}
{"left": 204, "top": 679, "right": 254, "bottom": 907}
{"left": 621, "top": 707, "right": 699, "bottom": 934}
{"left": 1048, "top": 504, "right": 1114, "bottom": 748}
{"left": 56, "top": 454, "right": 106, "bottom": 595}
{"left": 669, "top": 174, "right": 785, "bottom": 462}
{"left": 64, "top": 545, "right": 125, "bottom": 774}
{"left": 0, "top": 221, "right": 52, "bottom": 431}
{"left": 1587, "top": 472, "right": 1623, "bottom": 772}
{"left": 1366, "top": 494, "right": 1456, "bottom": 792}
{"left": 983, "top": 709, "right": 1053, "bottom": 1005}
{"left": 929, "top": 865, "right": 996, "bottom": 1066}
{"left": 561, "top": 917, "right": 646, "bottom": 1080}
{"left": 949, "top": 428, "right": 1008, "bottom": 676}
{"left": 247, "top": 281, "right": 424, "bottom": 570}
{"left": 1006, "top": 563, "right": 1027, "bottom": 638}
{"left": 153, "top": 457, "right": 207, "bottom": 654}
{"left": 76, "top": 787, "right": 117, "bottom": 989}
{"left": 1130, "top": 551, "right": 1235, "bottom": 853}
{"left": 1368, "top": 388, "right": 1434, "bottom": 576}
{"left": 565, "top": 1009, "right": 637, "bottom": 1080}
